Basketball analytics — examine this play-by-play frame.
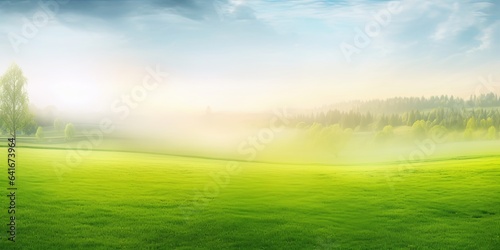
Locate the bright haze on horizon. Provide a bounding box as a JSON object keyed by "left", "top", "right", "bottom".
{"left": 0, "top": 0, "right": 499, "bottom": 115}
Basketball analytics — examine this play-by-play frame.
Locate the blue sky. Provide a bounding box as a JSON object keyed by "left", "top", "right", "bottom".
{"left": 0, "top": 0, "right": 499, "bottom": 113}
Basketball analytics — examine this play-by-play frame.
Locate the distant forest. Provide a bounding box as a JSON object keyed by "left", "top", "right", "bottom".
{"left": 291, "top": 93, "right": 500, "bottom": 131}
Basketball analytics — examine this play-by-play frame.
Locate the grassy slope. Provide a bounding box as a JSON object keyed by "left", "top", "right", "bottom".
{"left": 0, "top": 148, "right": 499, "bottom": 249}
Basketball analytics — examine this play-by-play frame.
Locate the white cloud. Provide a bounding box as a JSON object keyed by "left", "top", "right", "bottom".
{"left": 431, "top": 1, "right": 493, "bottom": 41}
{"left": 467, "top": 21, "right": 499, "bottom": 53}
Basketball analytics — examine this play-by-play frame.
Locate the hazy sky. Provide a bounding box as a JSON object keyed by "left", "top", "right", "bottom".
{"left": 0, "top": 0, "right": 499, "bottom": 113}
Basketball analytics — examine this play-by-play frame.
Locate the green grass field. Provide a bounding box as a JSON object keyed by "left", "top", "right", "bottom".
{"left": 1, "top": 147, "right": 499, "bottom": 249}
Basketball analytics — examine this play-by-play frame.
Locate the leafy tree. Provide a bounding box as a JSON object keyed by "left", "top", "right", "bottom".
{"left": 466, "top": 117, "right": 476, "bottom": 130}
{"left": 0, "top": 63, "right": 34, "bottom": 139}
{"left": 480, "top": 119, "right": 487, "bottom": 129}
{"left": 376, "top": 115, "right": 388, "bottom": 130}
{"left": 412, "top": 120, "right": 427, "bottom": 139}
{"left": 64, "top": 123, "right": 75, "bottom": 140}
{"left": 407, "top": 111, "right": 416, "bottom": 126}
{"left": 375, "top": 125, "right": 394, "bottom": 143}
{"left": 54, "top": 118, "right": 63, "bottom": 131}
{"left": 35, "top": 126, "right": 44, "bottom": 141}
{"left": 487, "top": 117, "right": 494, "bottom": 128}
{"left": 22, "top": 119, "right": 37, "bottom": 135}
{"left": 382, "top": 125, "right": 394, "bottom": 135}
{"left": 487, "top": 126, "right": 497, "bottom": 140}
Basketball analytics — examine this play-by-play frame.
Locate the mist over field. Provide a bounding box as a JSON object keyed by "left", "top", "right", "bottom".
{"left": 31, "top": 94, "right": 500, "bottom": 166}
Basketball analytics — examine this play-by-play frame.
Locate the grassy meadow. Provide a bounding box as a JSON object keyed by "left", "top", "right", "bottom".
{"left": 1, "top": 147, "right": 499, "bottom": 249}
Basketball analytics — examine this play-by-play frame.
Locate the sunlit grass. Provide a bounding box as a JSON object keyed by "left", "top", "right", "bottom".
{"left": 1, "top": 148, "right": 499, "bottom": 249}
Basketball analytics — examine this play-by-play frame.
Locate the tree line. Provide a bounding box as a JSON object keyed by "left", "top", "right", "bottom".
{"left": 291, "top": 95, "right": 500, "bottom": 133}
{"left": 326, "top": 94, "right": 500, "bottom": 114}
